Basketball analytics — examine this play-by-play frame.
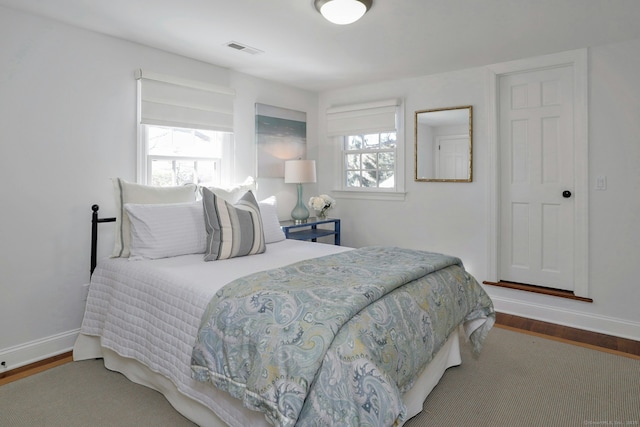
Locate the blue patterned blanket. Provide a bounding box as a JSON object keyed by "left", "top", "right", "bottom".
{"left": 191, "top": 246, "right": 494, "bottom": 426}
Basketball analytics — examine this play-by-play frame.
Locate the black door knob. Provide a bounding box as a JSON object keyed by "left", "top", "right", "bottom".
{"left": 562, "top": 190, "right": 572, "bottom": 198}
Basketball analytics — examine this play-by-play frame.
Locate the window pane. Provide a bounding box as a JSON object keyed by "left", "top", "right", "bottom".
{"left": 148, "top": 126, "right": 223, "bottom": 158}
{"left": 346, "top": 171, "right": 362, "bottom": 187}
{"left": 175, "top": 161, "right": 196, "bottom": 186}
{"left": 360, "top": 170, "right": 378, "bottom": 187}
{"left": 150, "top": 160, "right": 176, "bottom": 186}
{"left": 346, "top": 135, "right": 364, "bottom": 150}
{"left": 144, "top": 124, "right": 231, "bottom": 187}
{"left": 363, "top": 134, "right": 380, "bottom": 149}
{"left": 379, "top": 172, "right": 395, "bottom": 188}
{"left": 346, "top": 153, "right": 360, "bottom": 169}
{"left": 380, "top": 132, "right": 396, "bottom": 148}
{"left": 150, "top": 159, "right": 219, "bottom": 186}
{"left": 150, "top": 160, "right": 196, "bottom": 186}
{"left": 341, "top": 130, "right": 398, "bottom": 190}
{"left": 362, "top": 152, "right": 377, "bottom": 169}
{"left": 378, "top": 151, "right": 395, "bottom": 169}
{"left": 195, "top": 160, "right": 218, "bottom": 185}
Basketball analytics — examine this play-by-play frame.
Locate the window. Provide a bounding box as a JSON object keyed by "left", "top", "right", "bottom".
{"left": 327, "top": 99, "right": 404, "bottom": 197}
{"left": 136, "top": 70, "right": 235, "bottom": 186}
{"left": 143, "top": 125, "right": 232, "bottom": 186}
{"left": 344, "top": 132, "right": 396, "bottom": 188}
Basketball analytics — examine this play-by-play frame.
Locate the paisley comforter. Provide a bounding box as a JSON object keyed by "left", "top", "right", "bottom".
{"left": 191, "top": 246, "right": 494, "bottom": 427}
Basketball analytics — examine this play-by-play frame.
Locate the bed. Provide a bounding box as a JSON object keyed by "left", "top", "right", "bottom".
{"left": 73, "top": 178, "right": 494, "bottom": 427}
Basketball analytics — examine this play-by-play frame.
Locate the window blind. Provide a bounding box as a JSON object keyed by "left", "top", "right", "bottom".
{"left": 326, "top": 99, "right": 399, "bottom": 136}
{"left": 136, "top": 69, "right": 235, "bottom": 132}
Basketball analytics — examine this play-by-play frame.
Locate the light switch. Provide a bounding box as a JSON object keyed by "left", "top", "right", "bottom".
{"left": 596, "top": 175, "right": 607, "bottom": 190}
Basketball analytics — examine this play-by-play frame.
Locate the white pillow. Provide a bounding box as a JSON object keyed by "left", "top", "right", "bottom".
{"left": 112, "top": 178, "right": 198, "bottom": 258}
{"left": 200, "top": 176, "right": 256, "bottom": 204}
{"left": 259, "top": 196, "right": 286, "bottom": 243}
{"left": 125, "top": 202, "right": 206, "bottom": 260}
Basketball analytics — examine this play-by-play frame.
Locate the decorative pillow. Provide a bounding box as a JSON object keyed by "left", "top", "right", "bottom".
{"left": 203, "top": 188, "right": 266, "bottom": 261}
{"left": 259, "top": 196, "right": 286, "bottom": 244}
{"left": 112, "top": 178, "right": 197, "bottom": 258}
{"left": 199, "top": 176, "right": 256, "bottom": 204}
{"left": 125, "top": 202, "right": 206, "bottom": 260}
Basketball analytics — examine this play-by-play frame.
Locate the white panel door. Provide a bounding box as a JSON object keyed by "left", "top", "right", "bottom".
{"left": 499, "top": 65, "right": 575, "bottom": 290}
{"left": 436, "top": 135, "right": 469, "bottom": 180}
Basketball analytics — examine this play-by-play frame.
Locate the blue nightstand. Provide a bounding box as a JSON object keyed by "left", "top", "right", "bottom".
{"left": 280, "top": 217, "right": 341, "bottom": 245}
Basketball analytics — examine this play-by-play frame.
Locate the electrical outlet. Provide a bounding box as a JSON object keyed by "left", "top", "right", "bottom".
{"left": 596, "top": 175, "right": 607, "bottom": 190}
{"left": 0, "top": 361, "right": 7, "bottom": 372}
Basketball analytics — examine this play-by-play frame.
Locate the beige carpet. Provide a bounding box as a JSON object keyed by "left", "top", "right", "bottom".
{"left": 1, "top": 327, "right": 638, "bottom": 426}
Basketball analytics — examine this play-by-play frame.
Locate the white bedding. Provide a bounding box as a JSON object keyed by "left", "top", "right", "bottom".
{"left": 74, "top": 239, "right": 463, "bottom": 426}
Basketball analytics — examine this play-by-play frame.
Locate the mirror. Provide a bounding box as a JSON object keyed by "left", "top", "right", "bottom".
{"left": 414, "top": 105, "right": 472, "bottom": 182}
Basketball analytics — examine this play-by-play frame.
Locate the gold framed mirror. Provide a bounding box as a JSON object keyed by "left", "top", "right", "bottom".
{"left": 414, "top": 105, "right": 472, "bottom": 182}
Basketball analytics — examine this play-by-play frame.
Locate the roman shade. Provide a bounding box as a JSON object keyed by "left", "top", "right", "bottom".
{"left": 136, "top": 69, "right": 235, "bottom": 132}
{"left": 326, "top": 99, "right": 399, "bottom": 136}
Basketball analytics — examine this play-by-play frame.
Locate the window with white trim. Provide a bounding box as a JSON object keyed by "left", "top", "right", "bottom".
{"left": 344, "top": 132, "right": 396, "bottom": 188}
{"left": 143, "top": 125, "right": 232, "bottom": 186}
{"left": 327, "top": 99, "right": 403, "bottom": 194}
{"left": 136, "top": 70, "right": 235, "bottom": 187}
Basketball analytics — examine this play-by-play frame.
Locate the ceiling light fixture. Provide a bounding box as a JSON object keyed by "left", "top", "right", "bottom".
{"left": 314, "top": 0, "right": 372, "bottom": 25}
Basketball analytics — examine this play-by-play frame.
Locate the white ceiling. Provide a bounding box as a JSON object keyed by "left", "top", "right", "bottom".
{"left": 3, "top": 0, "right": 640, "bottom": 92}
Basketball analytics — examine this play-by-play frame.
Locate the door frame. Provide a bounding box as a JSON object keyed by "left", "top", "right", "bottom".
{"left": 485, "top": 49, "right": 590, "bottom": 298}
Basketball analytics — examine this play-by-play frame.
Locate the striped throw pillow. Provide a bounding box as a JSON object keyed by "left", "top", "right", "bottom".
{"left": 202, "top": 187, "right": 266, "bottom": 261}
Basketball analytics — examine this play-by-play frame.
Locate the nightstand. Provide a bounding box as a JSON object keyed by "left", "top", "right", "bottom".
{"left": 280, "top": 217, "right": 341, "bottom": 245}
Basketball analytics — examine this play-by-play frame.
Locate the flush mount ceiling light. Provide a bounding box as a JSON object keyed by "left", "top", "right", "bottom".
{"left": 314, "top": 0, "right": 372, "bottom": 25}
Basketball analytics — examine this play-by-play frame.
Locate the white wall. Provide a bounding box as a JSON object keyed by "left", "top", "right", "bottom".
{"left": 318, "top": 41, "right": 640, "bottom": 341}
{"left": 2, "top": 5, "right": 639, "bottom": 371}
{"left": 0, "top": 6, "right": 317, "bottom": 370}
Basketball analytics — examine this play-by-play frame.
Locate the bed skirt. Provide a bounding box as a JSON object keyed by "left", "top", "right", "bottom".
{"left": 73, "top": 329, "right": 462, "bottom": 427}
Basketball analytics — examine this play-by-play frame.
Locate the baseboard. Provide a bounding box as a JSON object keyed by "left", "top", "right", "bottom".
{"left": 491, "top": 296, "right": 640, "bottom": 342}
{"left": 0, "top": 329, "right": 79, "bottom": 373}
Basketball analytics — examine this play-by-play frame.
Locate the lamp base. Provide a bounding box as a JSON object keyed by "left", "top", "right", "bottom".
{"left": 290, "top": 183, "right": 310, "bottom": 224}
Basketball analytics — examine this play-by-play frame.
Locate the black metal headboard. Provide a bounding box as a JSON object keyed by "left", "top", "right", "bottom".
{"left": 91, "top": 204, "right": 116, "bottom": 276}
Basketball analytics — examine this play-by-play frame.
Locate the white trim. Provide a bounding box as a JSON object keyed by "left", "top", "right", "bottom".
{"left": 0, "top": 329, "right": 79, "bottom": 372}
{"left": 485, "top": 67, "right": 499, "bottom": 282}
{"left": 137, "top": 79, "right": 145, "bottom": 184}
{"left": 135, "top": 69, "right": 235, "bottom": 96}
{"left": 332, "top": 190, "right": 406, "bottom": 201}
{"left": 140, "top": 118, "right": 233, "bottom": 132}
{"left": 491, "top": 295, "right": 640, "bottom": 342}
{"left": 571, "top": 50, "right": 590, "bottom": 299}
{"left": 486, "top": 48, "right": 589, "bottom": 297}
{"left": 143, "top": 97, "right": 230, "bottom": 114}
{"left": 327, "top": 98, "right": 400, "bottom": 114}
{"left": 331, "top": 101, "right": 405, "bottom": 196}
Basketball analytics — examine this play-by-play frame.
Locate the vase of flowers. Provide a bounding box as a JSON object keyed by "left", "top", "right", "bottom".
{"left": 308, "top": 194, "right": 335, "bottom": 219}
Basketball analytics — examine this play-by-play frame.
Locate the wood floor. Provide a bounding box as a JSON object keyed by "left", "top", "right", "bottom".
{"left": 1, "top": 313, "right": 639, "bottom": 387}
{"left": 494, "top": 312, "right": 640, "bottom": 359}
{"left": 0, "top": 351, "right": 73, "bottom": 386}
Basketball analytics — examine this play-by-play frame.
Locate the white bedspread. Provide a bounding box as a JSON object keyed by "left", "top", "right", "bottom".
{"left": 76, "top": 240, "right": 351, "bottom": 426}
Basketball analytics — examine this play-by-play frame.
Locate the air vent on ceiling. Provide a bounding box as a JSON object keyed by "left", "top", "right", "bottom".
{"left": 225, "top": 41, "right": 264, "bottom": 55}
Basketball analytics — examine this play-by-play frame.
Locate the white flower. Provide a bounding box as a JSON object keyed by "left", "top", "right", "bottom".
{"left": 308, "top": 194, "right": 335, "bottom": 211}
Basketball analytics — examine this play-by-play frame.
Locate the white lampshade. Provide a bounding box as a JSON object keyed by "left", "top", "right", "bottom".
{"left": 315, "top": 0, "right": 372, "bottom": 25}
{"left": 284, "top": 160, "right": 316, "bottom": 184}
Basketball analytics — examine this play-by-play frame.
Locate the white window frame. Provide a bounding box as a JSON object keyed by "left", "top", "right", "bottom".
{"left": 140, "top": 124, "right": 234, "bottom": 187}
{"left": 342, "top": 131, "right": 398, "bottom": 186}
{"left": 329, "top": 100, "right": 405, "bottom": 201}
{"left": 135, "top": 69, "right": 235, "bottom": 186}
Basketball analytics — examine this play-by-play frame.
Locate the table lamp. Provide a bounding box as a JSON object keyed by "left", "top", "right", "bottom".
{"left": 284, "top": 159, "right": 316, "bottom": 224}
